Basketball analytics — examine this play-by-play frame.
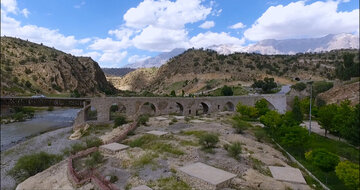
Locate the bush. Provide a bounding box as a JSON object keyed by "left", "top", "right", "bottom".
{"left": 232, "top": 115, "right": 252, "bottom": 133}
{"left": 313, "top": 81, "right": 333, "bottom": 96}
{"left": 259, "top": 111, "right": 282, "bottom": 129}
{"left": 252, "top": 77, "right": 277, "bottom": 93}
{"left": 236, "top": 102, "right": 258, "bottom": 120}
{"left": 69, "top": 143, "right": 86, "bottom": 155}
{"left": 85, "top": 137, "right": 103, "bottom": 148}
{"left": 85, "top": 151, "right": 103, "bottom": 169}
{"left": 199, "top": 133, "right": 219, "bottom": 149}
{"left": 305, "top": 149, "right": 340, "bottom": 172}
{"left": 226, "top": 142, "right": 242, "bottom": 159}
{"left": 291, "top": 82, "right": 307, "bottom": 91}
{"left": 255, "top": 99, "right": 270, "bottom": 116}
{"left": 335, "top": 161, "right": 360, "bottom": 190}
{"left": 279, "top": 126, "right": 309, "bottom": 151}
{"left": 220, "top": 85, "right": 233, "bottom": 96}
{"left": 9, "top": 152, "right": 62, "bottom": 182}
{"left": 138, "top": 114, "right": 149, "bottom": 126}
{"left": 114, "top": 115, "right": 127, "bottom": 127}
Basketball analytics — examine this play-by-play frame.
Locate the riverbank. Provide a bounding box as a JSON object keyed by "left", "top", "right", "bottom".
{"left": 1, "top": 126, "right": 81, "bottom": 190}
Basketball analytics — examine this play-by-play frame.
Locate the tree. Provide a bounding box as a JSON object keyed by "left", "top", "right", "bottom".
{"left": 255, "top": 99, "right": 270, "bottom": 116}
{"left": 335, "top": 53, "right": 359, "bottom": 80}
{"left": 251, "top": 77, "right": 277, "bottom": 93}
{"left": 259, "top": 111, "right": 282, "bottom": 136}
{"left": 291, "top": 82, "right": 306, "bottom": 91}
{"left": 317, "top": 104, "right": 338, "bottom": 137}
{"left": 236, "top": 102, "right": 258, "bottom": 120}
{"left": 305, "top": 149, "right": 340, "bottom": 172}
{"left": 280, "top": 126, "right": 309, "bottom": 151}
{"left": 170, "top": 90, "right": 176, "bottom": 97}
{"left": 292, "top": 96, "right": 303, "bottom": 124}
{"left": 220, "top": 85, "right": 233, "bottom": 96}
{"left": 335, "top": 161, "right": 360, "bottom": 190}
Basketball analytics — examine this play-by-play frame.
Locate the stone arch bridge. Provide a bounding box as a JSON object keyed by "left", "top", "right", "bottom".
{"left": 73, "top": 94, "right": 293, "bottom": 127}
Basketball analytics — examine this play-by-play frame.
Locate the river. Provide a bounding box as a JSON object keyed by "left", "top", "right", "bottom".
{"left": 0, "top": 108, "right": 79, "bottom": 151}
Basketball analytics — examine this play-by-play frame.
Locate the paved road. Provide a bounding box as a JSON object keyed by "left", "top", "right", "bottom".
{"left": 301, "top": 121, "right": 345, "bottom": 142}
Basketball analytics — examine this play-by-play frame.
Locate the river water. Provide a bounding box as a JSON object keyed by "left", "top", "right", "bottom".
{"left": 0, "top": 108, "right": 79, "bottom": 151}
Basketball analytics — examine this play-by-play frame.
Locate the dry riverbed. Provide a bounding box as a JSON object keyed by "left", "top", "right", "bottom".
{"left": 14, "top": 113, "right": 315, "bottom": 190}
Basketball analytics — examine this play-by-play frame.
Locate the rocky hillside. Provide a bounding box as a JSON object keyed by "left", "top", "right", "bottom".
{"left": 113, "top": 48, "right": 359, "bottom": 95}
{"left": 102, "top": 68, "right": 135, "bottom": 77}
{"left": 107, "top": 67, "right": 158, "bottom": 92}
{"left": 318, "top": 80, "right": 359, "bottom": 106}
{"left": 1, "top": 37, "right": 116, "bottom": 96}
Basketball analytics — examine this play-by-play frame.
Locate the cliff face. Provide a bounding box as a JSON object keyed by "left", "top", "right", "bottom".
{"left": 0, "top": 37, "right": 116, "bottom": 96}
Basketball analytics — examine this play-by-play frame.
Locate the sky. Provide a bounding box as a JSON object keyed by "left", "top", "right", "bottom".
{"left": 1, "top": 0, "right": 359, "bottom": 68}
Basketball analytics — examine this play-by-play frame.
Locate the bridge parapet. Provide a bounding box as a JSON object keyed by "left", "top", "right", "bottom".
{"left": 0, "top": 97, "right": 90, "bottom": 107}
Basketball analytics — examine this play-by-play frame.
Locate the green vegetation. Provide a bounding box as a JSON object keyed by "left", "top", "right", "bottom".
{"left": 170, "top": 90, "right": 176, "bottom": 97}
{"left": 180, "top": 130, "right": 208, "bottom": 138}
{"left": 9, "top": 152, "right": 62, "bottom": 182}
{"left": 335, "top": 161, "right": 360, "bottom": 190}
{"left": 232, "top": 115, "right": 253, "bottom": 133}
{"left": 85, "top": 151, "right": 104, "bottom": 169}
{"left": 305, "top": 149, "right": 340, "bottom": 172}
{"left": 148, "top": 176, "right": 191, "bottom": 190}
{"left": 198, "top": 133, "right": 219, "bottom": 151}
{"left": 138, "top": 114, "right": 150, "bottom": 126}
{"left": 251, "top": 77, "right": 278, "bottom": 93}
{"left": 128, "top": 134, "right": 184, "bottom": 155}
{"left": 313, "top": 81, "right": 334, "bottom": 96}
{"left": 85, "top": 137, "right": 103, "bottom": 148}
{"left": 132, "top": 152, "right": 158, "bottom": 168}
{"left": 335, "top": 53, "right": 359, "bottom": 81}
{"left": 249, "top": 156, "right": 272, "bottom": 176}
{"left": 291, "top": 82, "right": 307, "bottom": 91}
{"left": 255, "top": 98, "right": 270, "bottom": 116}
{"left": 225, "top": 142, "right": 242, "bottom": 159}
{"left": 236, "top": 102, "right": 258, "bottom": 120}
{"left": 220, "top": 85, "right": 233, "bottom": 96}
{"left": 114, "top": 115, "right": 128, "bottom": 127}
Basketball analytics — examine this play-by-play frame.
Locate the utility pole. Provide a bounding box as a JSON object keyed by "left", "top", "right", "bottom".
{"left": 308, "top": 81, "right": 313, "bottom": 135}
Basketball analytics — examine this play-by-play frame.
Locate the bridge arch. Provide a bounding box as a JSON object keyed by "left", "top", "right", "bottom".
{"left": 109, "top": 102, "right": 126, "bottom": 120}
{"left": 139, "top": 102, "right": 157, "bottom": 116}
{"left": 196, "top": 102, "right": 210, "bottom": 115}
{"left": 174, "top": 102, "right": 184, "bottom": 115}
{"left": 224, "top": 101, "right": 235, "bottom": 111}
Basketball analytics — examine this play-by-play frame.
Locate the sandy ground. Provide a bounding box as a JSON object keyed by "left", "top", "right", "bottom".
{"left": 12, "top": 114, "right": 313, "bottom": 190}
{"left": 1, "top": 126, "right": 80, "bottom": 190}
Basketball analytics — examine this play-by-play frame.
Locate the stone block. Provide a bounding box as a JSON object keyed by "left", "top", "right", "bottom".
{"left": 99, "top": 143, "right": 129, "bottom": 154}
{"left": 130, "top": 185, "right": 152, "bottom": 190}
{"left": 269, "top": 166, "right": 306, "bottom": 184}
{"left": 177, "top": 162, "right": 236, "bottom": 190}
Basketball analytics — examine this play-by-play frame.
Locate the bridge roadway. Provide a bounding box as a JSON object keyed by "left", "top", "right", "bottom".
{"left": 0, "top": 97, "right": 90, "bottom": 107}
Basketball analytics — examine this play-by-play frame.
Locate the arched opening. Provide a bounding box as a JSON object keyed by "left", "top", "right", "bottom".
{"left": 85, "top": 106, "right": 97, "bottom": 121}
{"left": 224, "top": 102, "right": 235, "bottom": 111}
{"left": 196, "top": 102, "right": 209, "bottom": 115}
{"left": 139, "top": 102, "right": 156, "bottom": 116}
{"left": 175, "top": 102, "right": 184, "bottom": 114}
{"left": 109, "top": 103, "right": 126, "bottom": 120}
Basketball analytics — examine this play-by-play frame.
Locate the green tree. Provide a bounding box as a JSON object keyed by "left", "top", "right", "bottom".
{"left": 252, "top": 77, "right": 277, "bottom": 93}
{"left": 255, "top": 99, "right": 270, "bottom": 116}
{"left": 317, "top": 104, "right": 338, "bottom": 137}
{"left": 280, "top": 126, "right": 309, "bottom": 151}
{"left": 335, "top": 161, "right": 360, "bottom": 190}
{"left": 220, "top": 85, "right": 233, "bottom": 96}
{"left": 305, "top": 149, "right": 340, "bottom": 172}
{"left": 259, "top": 111, "right": 282, "bottom": 135}
{"left": 236, "top": 102, "right": 258, "bottom": 120}
{"left": 170, "top": 90, "right": 176, "bottom": 97}
{"left": 336, "top": 53, "right": 360, "bottom": 80}
{"left": 291, "top": 82, "right": 306, "bottom": 91}
{"left": 292, "top": 96, "right": 303, "bottom": 124}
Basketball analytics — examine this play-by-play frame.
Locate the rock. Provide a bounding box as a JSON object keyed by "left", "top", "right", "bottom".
{"left": 69, "top": 123, "right": 90, "bottom": 140}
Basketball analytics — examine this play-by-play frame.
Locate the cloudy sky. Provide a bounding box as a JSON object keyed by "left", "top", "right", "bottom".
{"left": 1, "top": 0, "right": 359, "bottom": 67}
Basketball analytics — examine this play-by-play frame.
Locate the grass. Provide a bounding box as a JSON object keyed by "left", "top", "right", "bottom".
{"left": 166, "top": 81, "right": 186, "bottom": 92}
{"left": 249, "top": 156, "right": 272, "bottom": 177}
{"left": 128, "top": 134, "right": 184, "bottom": 155}
{"left": 179, "top": 140, "right": 199, "bottom": 146}
{"left": 208, "top": 86, "right": 248, "bottom": 96}
{"left": 82, "top": 124, "right": 112, "bottom": 136}
{"left": 132, "top": 152, "right": 158, "bottom": 168}
{"left": 180, "top": 130, "right": 208, "bottom": 138}
{"left": 148, "top": 176, "right": 191, "bottom": 190}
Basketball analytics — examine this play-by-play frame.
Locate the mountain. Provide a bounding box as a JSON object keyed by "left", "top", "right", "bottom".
{"left": 124, "top": 48, "right": 185, "bottom": 68}
{"left": 210, "top": 33, "right": 359, "bottom": 55}
{"left": 102, "top": 68, "right": 135, "bottom": 77}
{"left": 0, "top": 37, "right": 116, "bottom": 96}
{"left": 113, "top": 48, "right": 359, "bottom": 95}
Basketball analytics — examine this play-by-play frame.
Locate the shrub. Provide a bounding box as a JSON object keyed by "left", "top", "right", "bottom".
{"left": 255, "top": 99, "right": 270, "bottom": 116}
{"left": 114, "top": 115, "right": 127, "bottom": 127}
{"left": 85, "top": 137, "right": 103, "bottom": 148}
{"left": 232, "top": 115, "right": 252, "bottom": 133}
{"left": 280, "top": 126, "right": 309, "bottom": 150}
{"left": 291, "top": 82, "right": 306, "bottom": 91}
{"left": 69, "top": 143, "right": 86, "bottom": 155}
{"left": 170, "top": 90, "right": 176, "bottom": 97}
{"left": 305, "top": 149, "right": 340, "bottom": 172}
{"left": 9, "top": 152, "right": 62, "bottom": 182}
{"left": 226, "top": 142, "right": 242, "bottom": 159}
{"left": 129, "top": 134, "right": 158, "bottom": 147}
{"left": 199, "top": 133, "right": 219, "bottom": 149}
{"left": 313, "top": 81, "right": 333, "bottom": 96}
{"left": 220, "top": 85, "right": 233, "bottom": 96}
{"left": 259, "top": 111, "right": 282, "bottom": 129}
{"left": 236, "top": 102, "right": 258, "bottom": 120}
{"left": 138, "top": 114, "right": 149, "bottom": 126}
{"left": 85, "top": 151, "right": 103, "bottom": 169}
{"left": 335, "top": 161, "right": 359, "bottom": 190}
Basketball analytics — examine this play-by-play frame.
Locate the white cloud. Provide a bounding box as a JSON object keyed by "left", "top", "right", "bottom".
{"left": 1, "top": 0, "right": 18, "bottom": 14}
{"left": 123, "top": 0, "right": 211, "bottom": 29}
{"left": 99, "top": 51, "right": 128, "bottom": 65}
{"left": 83, "top": 51, "right": 101, "bottom": 60}
{"left": 89, "top": 37, "right": 130, "bottom": 52}
{"left": 132, "top": 25, "right": 189, "bottom": 52}
{"left": 199, "top": 21, "right": 215, "bottom": 29}
{"left": 244, "top": 1, "right": 359, "bottom": 41}
{"left": 21, "top": 8, "right": 30, "bottom": 18}
{"left": 128, "top": 55, "right": 151, "bottom": 63}
{"left": 74, "top": 1, "right": 85, "bottom": 9}
{"left": 108, "top": 28, "right": 134, "bottom": 40}
{"left": 190, "top": 32, "right": 245, "bottom": 48}
{"left": 229, "top": 22, "right": 246, "bottom": 29}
